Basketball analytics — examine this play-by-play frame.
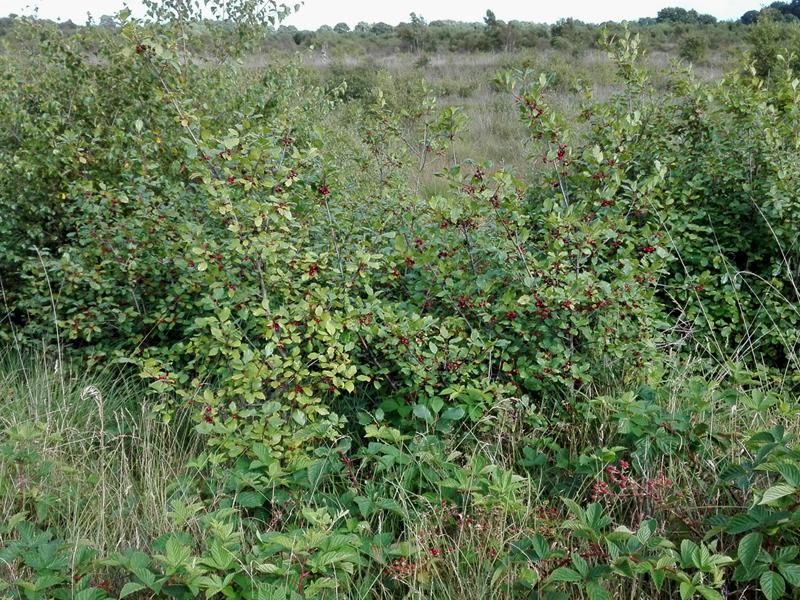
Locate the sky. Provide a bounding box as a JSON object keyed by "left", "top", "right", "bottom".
{"left": 0, "top": 0, "right": 760, "bottom": 27}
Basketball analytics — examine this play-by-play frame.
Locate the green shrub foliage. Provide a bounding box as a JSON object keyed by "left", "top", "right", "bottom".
{"left": 2, "top": 8, "right": 800, "bottom": 600}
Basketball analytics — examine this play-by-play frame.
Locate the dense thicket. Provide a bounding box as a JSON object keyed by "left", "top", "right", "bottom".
{"left": 1, "top": 6, "right": 800, "bottom": 600}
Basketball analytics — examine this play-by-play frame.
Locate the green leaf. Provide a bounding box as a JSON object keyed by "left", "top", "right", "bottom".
{"left": 412, "top": 404, "right": 432, "bottom": 421}
{"left": 738, "top": 532, "right": 763, "bottom": 569}
{"left": 776, "top": 463, "right": 800, "bottom": 487}
{"left": 726, "top": 513, "right": 758, "bottom": 534}
{"left": 546, "top": 567, "right": 582, "bottom": 583}
{"left": 571, "top": 552, "right": 589, "bottom": 577}
{"left": 761, "top": 571, "right": 786, "bottom": 600}
{"left": 531, "top": 534, "right": 550, "bottom": 559}
{"left": 777, "top": 563, "right": 800, "bottom": 588}
{"left": 679, "top": 581, "right": 695, "bottom": 600}
{"left": 324, "top": 318, "right": 337, "bottom": 337}
{"left": 697, "top": 587, "right": 724, "bottom": 600}
{"left": 235, "top": 490, "right": 264, "bottom": 508}
{"left": 759, "top": 484, "right": 797, "bottom": 505}
{"left": 636, "top": 519, "right": 655, "bottom": 545}
{"left": 33, "top": 575, "right": 64, "bottom": 590}
{"left": 586, "top": 581, "right": 611, "bottom": 600}
{"left": 165, "top": 536, "right": 192, "bottom": 566}
{"left": 75, "top": 590, "right": 108, "bottom": 600}
{"left": 119, "top": 582, "right": 147, "bottom": 598}
{"left": 393, "top": 234, "right": 407, "bottom": 252}
{"left": 441, "top": 407, "right": 465, "bottom": 421}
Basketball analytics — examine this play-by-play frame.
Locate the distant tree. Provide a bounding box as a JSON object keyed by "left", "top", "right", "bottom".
{"left": 317, "top": 24, "right": 333, "bottom": 33}
{"left": 292, "top": 30, "right": 314, "bottom": 45}
{"left": 484, "top": 9, "right": 502, "bottom": 50}
{"left": 354, "top": 21, "right": 370, "bottom": 33}
{"left": 58, "top": 19, "right": 78, "bottom": 32}
{"left": 370, "top": 22, "right": 393, "bottom": 35}
{"left": 656, "top": 7, "right": 689, "bottom": 22}
{"left": 483, "top": 9, "right": 516, "bottom": 51}
{"left": 656, "top": 7, "right": 715, "bottom": 24}
{"left": 551, "top": 17, "right": 586, "bottom": 38}
{"left": 747, "top": 9, "right": 800, "bottom": 76}
{"left": 333, "top": 22, "right": 350, "bottom": 33}
{"left": 397, "top": 12, "right": 428, "bottom": 53}
{"left": 99, "top": 14, "right": 116, "bottom": 28}
{"left": 0, "top": 16, "right": 15, "bottom": 36}
{"left": 741, "top": 10, "right": 760, "bottom": 23}
{"left": 766, "top": 0, "right": 800, "bottom": 19}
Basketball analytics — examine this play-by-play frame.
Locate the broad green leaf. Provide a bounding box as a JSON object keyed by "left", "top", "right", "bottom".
{"left": 586, "top": 581, "right": 611, "bottom": 600}
{"left": 412, "top": 404, "right": 432, "bottom": 421}
{"left": 761, "top": 571, "right": 786, "bottom": 600}
{"left": 759, "top": 484, "right": 797, "bottom": 506}
{"left": 777, "top": 563, "right": 800, "bottom": 588}
{"left": 235, "top": 490, "right": 265, "bottom": 508}
{"left": 738, "top": 532, "right": 763, "bottom": 569}
{"left": 697, "top": 587, "right": 724, "bottom": 600}
{"left": 546, "top": 567, "right": 582, "bottom": 583}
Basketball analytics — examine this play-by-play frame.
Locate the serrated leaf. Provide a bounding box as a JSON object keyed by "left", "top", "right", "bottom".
{"left": 586, "top": 581, "right": 611, "bottom": 600}
{"left": 759, "top": 484, "right": 797, "bottom": 505}
{"left": 697, "top": 587, "right": 723, "bottom": 600}
{"left": 738, "top": 532, "right": 763, "bottom": 569}
{"left": 571, "top": 552, "right": 589, "bottom": 577}
{"left": 636, "top": 519, "right": 655, "bottom": 545}
{"left": 761, "top": 571, "right": 786, "bottom": 600}
{"left": 776, "top": 463, "right": 800, "bottom": 487}
{"left": 236, "top": 490, "right": 265, "bottom": 508}
{"left": 165, "top": 536, "right": 192, "bottom": 566}
{"left": 778, "top": 563, "right": 800, "bottom": 588}
{"left": 546, "top": 567, "right": 582, "bottom": 583}
{"left": 679, "top": 581, "right": 695, "bottom": 600}
{"left": 33, "top": 575, "right": 63, "bottom": 591}
{"left": 726, "top": 513, "right": 758, "bottom": 534}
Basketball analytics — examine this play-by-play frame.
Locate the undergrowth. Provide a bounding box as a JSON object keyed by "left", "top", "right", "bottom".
{"left": 1, "top": 2, "right": 800, "bottom": 599}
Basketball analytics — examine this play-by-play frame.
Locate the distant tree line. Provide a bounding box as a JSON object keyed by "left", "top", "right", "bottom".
{"left": 0, "top": 4, "right": 789, "bottom": 55}
{"left": 273, "top": 8, "right": 744, "bottom": 55}
{"left": 639, "top": 6, "right": 718, "bottom": 25}
{"left": 740, "top": 1, "right": 800, "bottom": 24}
